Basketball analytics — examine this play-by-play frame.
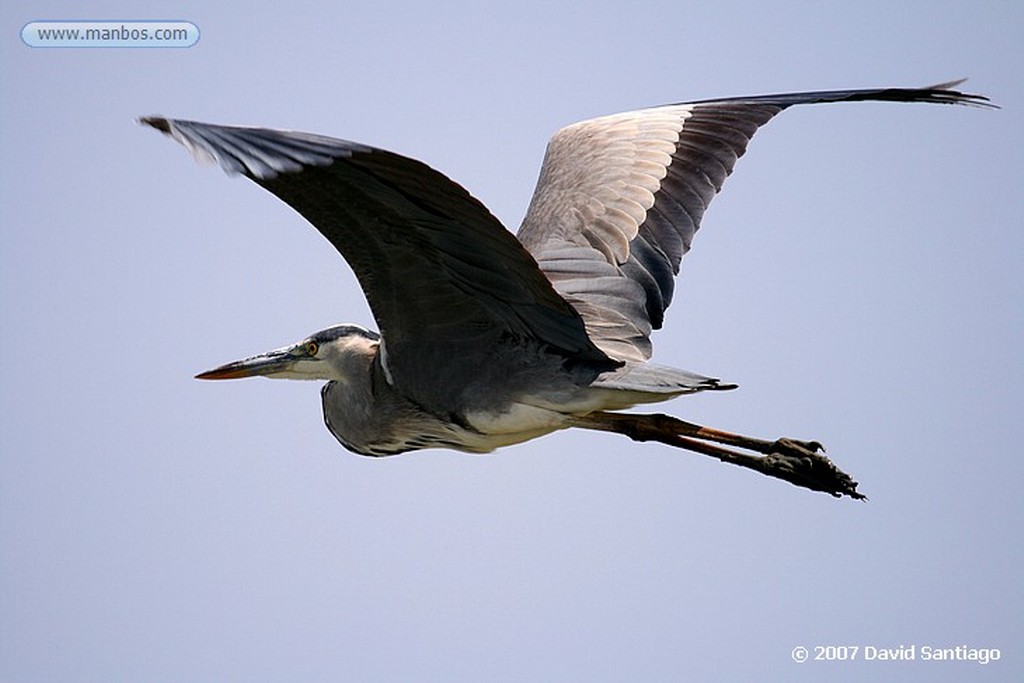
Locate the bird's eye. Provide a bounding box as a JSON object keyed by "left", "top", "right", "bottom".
{"left": 305, "top": 341, "right": 319, "bottom": 356}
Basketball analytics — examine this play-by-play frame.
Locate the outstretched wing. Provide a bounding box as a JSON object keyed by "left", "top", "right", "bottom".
{"left": 143, "top": 117, "right": 614, "bottom": 411}
{"left": 516, "top": 81, "right": 993, "bottom": 361}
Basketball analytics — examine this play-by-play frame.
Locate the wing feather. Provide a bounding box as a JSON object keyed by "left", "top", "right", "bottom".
{"left": 143, "top": 117, "right": 614, "bottom": 412}
{"left": 517, "top": 82, "right": 992, "bottom": 361}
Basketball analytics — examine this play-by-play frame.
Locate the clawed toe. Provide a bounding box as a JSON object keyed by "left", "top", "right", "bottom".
{"left": 771, "top": 437, "right": 825, "bottom": 455}
{"left": 765, "top": 437, "right": 864, "bottom": 500}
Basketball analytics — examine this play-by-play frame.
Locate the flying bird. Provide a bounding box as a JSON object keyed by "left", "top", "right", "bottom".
{"left": 143, "top": 80, "right": 993, "bottom": 499}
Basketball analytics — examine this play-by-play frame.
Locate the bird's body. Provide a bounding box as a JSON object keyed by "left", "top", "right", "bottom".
{"left": 213, "top": 322, "right": 725, "bottom": 456}
{"left": 144, "top": 81, "right": 993, "bottom": 497}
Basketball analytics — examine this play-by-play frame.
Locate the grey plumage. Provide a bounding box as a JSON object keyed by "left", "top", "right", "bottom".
{"left": 143, "top": 80, "right": 993, "bottom": 497}
{"left": 517, "top": 81, "right": 992, "bottom": 360}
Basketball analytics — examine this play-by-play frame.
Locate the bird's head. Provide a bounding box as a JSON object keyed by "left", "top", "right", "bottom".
{"left": 196, "top": 324, "right": 380, "bottom": 383}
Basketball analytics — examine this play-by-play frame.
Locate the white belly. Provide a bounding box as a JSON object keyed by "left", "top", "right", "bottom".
{"left": 459, "top": 402, "right": 575, "bottom": 451}
{"left": 456, "top": 384, "right": 683, "bottom": 453}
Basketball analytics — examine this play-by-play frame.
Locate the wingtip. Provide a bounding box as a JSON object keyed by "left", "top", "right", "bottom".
{"left": 925, "top": 78, "right": 998, "bottom": 109}
{"left": 139, "top": 115, "right": 172, "bottom": 133}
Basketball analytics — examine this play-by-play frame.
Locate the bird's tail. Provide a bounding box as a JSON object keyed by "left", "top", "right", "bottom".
{"left": 591, "top": 361, "right": 737, "bottom": 397}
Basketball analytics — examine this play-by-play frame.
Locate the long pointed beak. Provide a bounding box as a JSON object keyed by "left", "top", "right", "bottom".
{"left": 195, "top": 349, "right": 298, "bottom": 380}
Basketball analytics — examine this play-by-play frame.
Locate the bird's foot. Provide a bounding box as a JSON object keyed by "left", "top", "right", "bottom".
{"left": 762, "top": 438, "right": 866, "bottom": 500}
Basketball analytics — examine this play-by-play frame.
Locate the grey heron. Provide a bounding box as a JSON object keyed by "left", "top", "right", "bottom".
{"left": 143, "top": 81, "right": 993, "bottom": 499}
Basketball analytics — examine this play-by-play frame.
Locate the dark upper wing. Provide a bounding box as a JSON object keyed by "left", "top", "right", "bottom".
{"left": 516, "top": 81, "right": 994, "bottom": 361}
{"left": 143, "top": 117, "right": 614, "bottom": 410}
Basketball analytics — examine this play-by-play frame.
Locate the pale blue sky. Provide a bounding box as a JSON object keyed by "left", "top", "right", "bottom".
{"left": 2, "top": 1, "right": 1022, "bottom": 681}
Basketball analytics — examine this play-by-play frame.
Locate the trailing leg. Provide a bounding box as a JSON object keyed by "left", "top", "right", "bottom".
{"left": 570, "top": 411, "right": 864, "bottom": 500}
